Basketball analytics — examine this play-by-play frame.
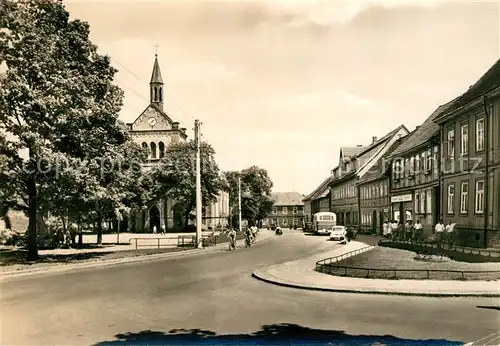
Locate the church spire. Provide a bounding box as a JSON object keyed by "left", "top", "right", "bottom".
{"left": 150, "top": 53, "right": 164, "bottom": 110}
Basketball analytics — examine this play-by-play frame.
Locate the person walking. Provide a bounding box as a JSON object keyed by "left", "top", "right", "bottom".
{"left": 391, "top": 220, "right": 398, "bottom": 241}
{"left": 251, "top": 225, "right": 258, "bottom": 243}
{"left": 445, "top": 221, "right": 455, "bottom": 248}
{"left": 413, "top": 219, "right": 423, "bottom": 243}
{"left": 435, "top": 219, "right": 445, "bottom": 246}
{"left": 382, "top": 220, "right": 390, "bottom": 238}
{"left": 152, "top": 225, "right": 157, "bottom": 234}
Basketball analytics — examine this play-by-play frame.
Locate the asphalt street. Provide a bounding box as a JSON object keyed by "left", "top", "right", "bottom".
{"left": 2, "top": 231, "right": 499, "bottom": 345}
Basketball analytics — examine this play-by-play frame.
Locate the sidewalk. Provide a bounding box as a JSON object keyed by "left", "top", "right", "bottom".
{"left": 1, "top": 230, "right": 275, "bottom": 280}
{"left": 253, "top": 241, "right": 500, "bottom": 297}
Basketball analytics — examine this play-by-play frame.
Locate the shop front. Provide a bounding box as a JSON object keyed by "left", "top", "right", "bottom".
{"left": 390, "top": 193, "right": 413, "bottom": 223}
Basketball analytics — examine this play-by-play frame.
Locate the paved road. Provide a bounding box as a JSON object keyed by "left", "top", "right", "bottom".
{"left": 2, "top": 231, "right": 499, "bottom": 345}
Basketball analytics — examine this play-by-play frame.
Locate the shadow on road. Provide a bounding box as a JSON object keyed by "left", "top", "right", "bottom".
{"left": 477, "top": 305, "right": 500, "bottom": 311}
{"left": 93, "top": 323, "right": 463, "bottom": 345}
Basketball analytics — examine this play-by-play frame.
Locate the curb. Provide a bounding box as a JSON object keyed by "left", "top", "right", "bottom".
{"left": 251, "top": 271, "right": 500, "bottom": 297}
{"left": 1, "top": 233, "right": 275, "bottom": 280}
{"left": 252, "top": 243, "right": 500, "bottom": 297}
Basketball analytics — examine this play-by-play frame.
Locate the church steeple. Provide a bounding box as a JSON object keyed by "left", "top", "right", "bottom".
{"left": 150, "top": 53, "right": 164, "bottom": 110}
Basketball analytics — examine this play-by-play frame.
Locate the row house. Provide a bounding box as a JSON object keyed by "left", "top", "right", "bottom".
{"left": 357, "top": 139, "right": 406, "bottom": 234}
{"left": 302, "top": 176, "right": 332, "bottom": 226}
{"left": 265, "top": 192, "right": 306, "bottom": 228}
{"left": 386, "top": 102, "right": 455, "bottom": 237}
{"left": 434, "top": 59, "right": 500, "bottom": 248}
{"left": 330, "top": 125, "right": 410, "bottom": 229}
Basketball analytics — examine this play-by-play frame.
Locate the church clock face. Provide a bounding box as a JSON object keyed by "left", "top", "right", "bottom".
{"left": 148, "top": 117, "right": 157, "bottom": 127}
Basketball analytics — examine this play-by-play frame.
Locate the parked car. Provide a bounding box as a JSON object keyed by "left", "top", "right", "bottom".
{"left": 330, "top": 226, "right": 347, "bottom": 243}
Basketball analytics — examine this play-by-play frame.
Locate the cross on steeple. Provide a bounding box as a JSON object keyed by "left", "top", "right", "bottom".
{"left": 154, "top": 44, "right": 159, "bottom": 56}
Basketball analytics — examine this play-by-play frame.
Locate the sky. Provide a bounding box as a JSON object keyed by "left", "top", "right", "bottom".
{"left": 63, "top": 0, "right": 500, "bottom": 195}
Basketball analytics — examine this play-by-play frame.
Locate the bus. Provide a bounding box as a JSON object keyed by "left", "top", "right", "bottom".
{"left": 313, "top": 212, "right": 337, "bottom": 235}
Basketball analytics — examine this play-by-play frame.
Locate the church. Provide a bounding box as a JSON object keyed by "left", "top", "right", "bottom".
{"left": 125, "top": 54, "right": 229, "bottom": 232}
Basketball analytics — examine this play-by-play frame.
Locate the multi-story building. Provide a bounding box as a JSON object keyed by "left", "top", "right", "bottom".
{"left": 125, "top": 54, "right": 228, "bottom": 232}
{"left": 265, "top": 192, "right": 306, "bottom": 228}
{"left": 387, "top": 102, "right": 455, "bottom": 236}
{"left": 303, "top": 176, "right": 332, "bottom": 225}
{"left": 357, "top": 138, "right": 406, "bottom": 234}
{"left": 434, "top": 59, "right": 500, "bottom": 247}
{"left": 330, "top": 126, "right": 410, "bottom": 228}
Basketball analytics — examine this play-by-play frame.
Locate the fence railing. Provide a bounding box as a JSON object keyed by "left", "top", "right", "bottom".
{"left": 129, "top": 234, "right": 220, "bottom": 250}
{"left": 378, "top": 239, "right": 500, "bottom": 258}
{"left": 315, "top": 244, "right": 500, "bottom": 280}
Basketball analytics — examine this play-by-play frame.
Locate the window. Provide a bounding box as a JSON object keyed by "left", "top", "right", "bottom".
{"left": 460, "top": 182, "right": 468, "bottom": 214}
{"left": 488, "top": 105, "right": 494, "bottom": 149}
{"left": 426, "top": 191, "right": 432, "bottom": 214}
{"left": 460, "top": 124, "right": 468, "bottom": 154}
{"left": 409, "top": 157, "right": 415, "bottom": 176}
{"left": 415, "top": 154, "right": 420, "bottom": 174}
{"left": 282, "top": 207, "right": 288, "bottom": 214}
{"left": 293, "top": 218, "right": 298, "bottom": 225}
{"left": 420, "top": 191, "right": 425, "bottom": 213}
{"left": 475, "top": 180, "right": 484, "bottom": 214}
{"left": 379, "top": 184, "right": 383, "bottom": 197}
{"left": 150, "top": 142, "right": 157, "bottom": 159}
{"left": 272, "top": 207, "right": 277, "bottom": 214}
{"left": 415, "top": 192, "right": 420, "bottom": 213}
{"left": 293, "top": 207, "right": 298, "bottom": 214}
{"left": 476, "top": 118, "right": 484, "bottom": 151}
{"left": 158, "top": 142, "right": 165, "bottom": 158}
{"left": 426, "top": 149, "right": 432, "bottom": 172}
{"left": 282, "top": 218, "right": 288, "bottom": 226}
{"left": 447, "top": 184, "right": 455, "bottom": 214}
{"left": 447, "top": 128, "right": 455, "bottom": 158}
{"left": 272, "top": 218, "right": 277, "bottom": 225}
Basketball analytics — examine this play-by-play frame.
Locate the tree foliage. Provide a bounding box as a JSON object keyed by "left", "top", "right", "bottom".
{"left": 150, "top": 140, "right": 224, "bottom": 226}
{"left": 225, "top": 166, "right": 274, "bottom": 226}
{"left": 0, "top": 0, "right": 148, "bottom": 256}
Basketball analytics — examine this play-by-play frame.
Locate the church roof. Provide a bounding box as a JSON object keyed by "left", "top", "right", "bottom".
{"left": 150, "top": 55, "right": 163, "bottom": 84}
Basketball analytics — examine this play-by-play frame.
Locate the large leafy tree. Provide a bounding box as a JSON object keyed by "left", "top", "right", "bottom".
{"left": 225, "top": 166, "right": 274, "bottom": 226}
{"left": 0, "top": 0, "right": 132, "bottom": 257}
{"left": 150, "top": 140, "right": 224, "bottom": 227}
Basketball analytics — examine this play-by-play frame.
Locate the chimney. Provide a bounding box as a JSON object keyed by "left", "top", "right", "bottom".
{"left": 372, "top": 136, "right": 377, "bottom": 144}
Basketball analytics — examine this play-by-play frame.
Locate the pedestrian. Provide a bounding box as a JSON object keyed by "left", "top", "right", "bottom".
{"left": 382, "top": 220, "right": 390, "bottom": 238}
{"left": 153, "top": 225, "right": 157, "bottom": 234}
{"left": 445, "top": 220, "right": 455, "bottom": 248}
{"left": 397, "top": 221, "right": 404, "bottom": 241}
{"left": 161, "top": 225, "right": 166, "bottom": 235}
{"left": 391, "top": 220, "right": 398, "bottom": 241}
{"left": 413, "top": 219, "right": 423, "bottom": 243}
{"left": 405, "top": 220, "right": 413, "bottom": 242}
{"left": 435, "top": 219, "right": 445, "bottom": 246}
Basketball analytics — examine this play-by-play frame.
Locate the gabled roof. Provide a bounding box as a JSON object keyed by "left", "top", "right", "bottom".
{"left": 357, "top": 137, "right": 407, "bottom": 185}
{"left": 272, "top": 192, "right": 305, "bottom": 206}
{"left": 131, "top": 103, "right": 175, "bottom": 127}
{"left": 389, "top": 102, "right": 455, "bottom": 158}
{"left": 340, "top": 146, "right": 364, "bottom": 163}
{"left": 356, "top": 125, "right": 408, "bottom": 159}
{"left": 303, "top": 176, "right": 332, "bottom": 202}
{"left": 150, "top": 55, "right": 164, "bottom": 84}
{"left": 436, "top": 58, "right": 500, "bottom": 121}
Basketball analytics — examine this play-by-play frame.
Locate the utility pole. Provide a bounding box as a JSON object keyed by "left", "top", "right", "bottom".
{"left": 238, "top": 176, "right": 242, "bottom": 233}
{"left": 195, "top": 119, "right": 203, "bottom": 248}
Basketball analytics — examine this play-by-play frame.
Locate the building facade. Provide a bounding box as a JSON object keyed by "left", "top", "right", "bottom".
{"left": 387, "top": 103, "right": 454, "bottom": 237}
{"left": 203, "top": 191, "right": 230, "bottom": 229}
{"left": 357, "top": 140, "right": 404, "bottom": 234}
{"left": 125, "top": 54, "right": 228, "bottom": 233}
{"left": 303, "top": 176, "right": 332, "bottom": 226}
{"left": 330, "top": 126, "right": 410, "bottom": 228}
{"left": 434, "top": 59, "right": 500, "bottom": 247}
{"left": 265, "top": 192, "right": 305, "bottom": 228}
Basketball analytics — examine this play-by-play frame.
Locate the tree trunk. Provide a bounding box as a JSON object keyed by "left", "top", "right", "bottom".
{"left": 96, "top": 205, "right": 103, "bottom": 245}
{"left": 26, "top": 175, "right": 38, "bottom": 261}
{"left": 78, "top": 215, "right": 83, "bottom": 249}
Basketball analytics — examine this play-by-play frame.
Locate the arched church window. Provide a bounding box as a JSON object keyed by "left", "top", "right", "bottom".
{"left": 141, "top": 142, "right": 148, "bottom": 154}
{"left": 159, "top": 142, "right": 165, "bottom": 158}
{"left": 154, "top": 87, "right": 158, "bottom": 101}
{"left": 150, "top": 142, "right": 157, "bottom": 159}
{"left": 159, "top": 88, "right": 163, "bottom": 102}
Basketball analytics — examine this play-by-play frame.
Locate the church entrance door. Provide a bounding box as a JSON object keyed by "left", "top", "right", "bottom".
{"left": 149, "top": 205, "right": 161, "bottom": 233}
